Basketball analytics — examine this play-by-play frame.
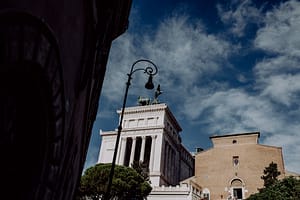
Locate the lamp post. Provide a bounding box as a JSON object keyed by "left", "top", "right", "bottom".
{"left": 103, "top": 59, "right": 158, "bottom": 200}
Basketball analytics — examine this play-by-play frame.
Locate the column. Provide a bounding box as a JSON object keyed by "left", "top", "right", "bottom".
{"left": 172, "top": 151, "right": 175, "bottom": 184}
{"left": 140, "top": 136, "right": 146, "bottom": 162}
{"left": 167, "top": 146, "right": 171, "bottom": 181}
{"left": 175, "top": 152, "right": 179, "bottom": 183}
{"left": 153, "top": 134, "right": 162, "bottom": 172}
{"left": 129, "top": 137, "right": 136, "bottom": 166}
{"left": 149, "top": 135, "right": 156, "bottom": 172}
{"left": 164, "top": 143, "right": 168, "bottom": 176}
{"left": 118, "top": 137, "right": 127, "bottom": 165}
{"left": 170, "top": 150, "right": 173, "bottom": 184}
{"left": 116, "top": 137, "right": 122, "bottom": 164}
{"left": 162, "top": 142, "right": 166, "bottom": 176}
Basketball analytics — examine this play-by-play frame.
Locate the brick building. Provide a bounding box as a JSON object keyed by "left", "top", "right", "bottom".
{"left": 194, "top": 132, "right": 285, "bottom": 200}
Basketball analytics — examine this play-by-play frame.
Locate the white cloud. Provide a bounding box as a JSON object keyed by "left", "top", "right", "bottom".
{"left": 102, "top": 13, "right": 235, "bottom": 108}
{"left": 101, "top": 33, "right": 137, "bottom": 103}
{"left": 254, "top": 0, "right": 300, "bottom": 57}
{"left": 254, "top": 56, "right": 300, "bottom": 78}
{"left": 217, "top": 0, "right": 262, "bottom": 37}
{"left": 253, "top": 0, "right": 300, "bottom": 106}
{"left": 259, "top": 74, "right": 300, "bottom": 106}
{"left": 183, "top": 88, "right": 280, "bottom": 134}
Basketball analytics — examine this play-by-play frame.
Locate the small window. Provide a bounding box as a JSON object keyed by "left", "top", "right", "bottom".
{"left": 203, "top": 193, "right": 210, "bottom": 200}
{"left": 232, "top": 140, "right": 237, "bottom": 144}
{"left": 233, "top": 156, "right": 239, "bottom": 166}
{"left": 148, "top": 117, "right": 155, "bottom": 125}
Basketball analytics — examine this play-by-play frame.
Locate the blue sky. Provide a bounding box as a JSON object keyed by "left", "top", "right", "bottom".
{"left": 84, "top": 0, "right": 300, "bottom": 174}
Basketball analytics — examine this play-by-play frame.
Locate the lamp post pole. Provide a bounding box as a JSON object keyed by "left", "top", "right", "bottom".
{"left": 103, "top": 59, "right": 158, "bottom": 200}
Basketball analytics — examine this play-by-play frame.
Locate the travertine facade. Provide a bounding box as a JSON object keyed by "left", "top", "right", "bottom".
{"left": 98, "top": 103, "right": 194, "bottom": 187}
{"left": 194, "top": 132, "right": 285, "bottom": 200}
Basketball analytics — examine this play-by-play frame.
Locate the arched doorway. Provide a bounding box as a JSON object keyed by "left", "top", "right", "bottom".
{"left": 230, "top": 179, "right": 244, "bottom": 200}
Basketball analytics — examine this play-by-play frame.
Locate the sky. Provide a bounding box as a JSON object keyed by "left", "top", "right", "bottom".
{"left": 84, "top": 0, "right": 300, "bottom": 174}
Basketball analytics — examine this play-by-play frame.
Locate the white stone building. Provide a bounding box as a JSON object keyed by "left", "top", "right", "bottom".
{"left": 98, "top": 103, "right": 201, "bottom": 199}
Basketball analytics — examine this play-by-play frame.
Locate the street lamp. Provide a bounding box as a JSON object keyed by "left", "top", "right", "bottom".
{"left": 103, "top": 59, "right": 158, "bottom": 200}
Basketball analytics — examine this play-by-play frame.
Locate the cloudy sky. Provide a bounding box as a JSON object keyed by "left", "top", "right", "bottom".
{"left": 84, "top": 0, "right": 300, "bottom": 174}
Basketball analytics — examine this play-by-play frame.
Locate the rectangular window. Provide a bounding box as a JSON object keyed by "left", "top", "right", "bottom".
{"left": 128, "top": 119, "right": 137, "bottom": 127}
{"left": 138, "top": 119, "right": 145, "bottom": 127}
{"left": 148, "top": 117, "right": 155, "bottom": 126}
{"left": 233, "top": 156, "right": 239, "bottom": 166}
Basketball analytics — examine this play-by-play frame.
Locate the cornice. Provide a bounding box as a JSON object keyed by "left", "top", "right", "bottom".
{"left": 165, "top": 106, "right": 182, "bottom": 132}
{"left": 122, "top": 126, "right": 164, "bottom": 132}
{"left": 210, "top": 131, "right": 260, "bottom": 139}
{"left": 117, "top": 103, "right": 168, "bottom": 114}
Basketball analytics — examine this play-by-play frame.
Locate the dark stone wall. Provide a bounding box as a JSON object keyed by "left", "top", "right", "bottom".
{"left": 0, "top": 1, "right": 132, "bottom": 199}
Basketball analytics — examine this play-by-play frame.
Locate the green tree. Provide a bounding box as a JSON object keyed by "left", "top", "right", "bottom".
{"left": 247, "top": 162, "right": 300, "bottom": 200}
{"left": 247, "top": 176, "right": 300, "bottom": 200}
{"left": 261, "top": 162, "right": 281, "bottom": 187}
{"left": 131, "top": 160, "right": 150, "bottom": 182}
{"left": 76, "top": 163, "right": 152, "bottom": 200}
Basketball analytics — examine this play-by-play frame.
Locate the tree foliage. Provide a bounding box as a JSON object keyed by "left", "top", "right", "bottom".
{"left": 131, "top": 160, "right": 150, "bottom": 182}
{"left": 247, "top": 176, "right": 300, "bottom": 200}
{"left": 261, "top": 162, "right": 281, "bottom": 188}
{"left": 76, "top": 163, "right": 152, "bottom": 200}
{"left": 247, "top": 162, "right": 300, "bottom": 200}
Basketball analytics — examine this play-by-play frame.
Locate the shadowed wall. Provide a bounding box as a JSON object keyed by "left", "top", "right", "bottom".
{"left": 0, "top": 1, "right": 132, "bottom": 199}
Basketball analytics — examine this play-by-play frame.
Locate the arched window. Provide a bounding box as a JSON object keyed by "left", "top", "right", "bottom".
{"left": 202, "top": 188, "right": 210, "bottom": 200}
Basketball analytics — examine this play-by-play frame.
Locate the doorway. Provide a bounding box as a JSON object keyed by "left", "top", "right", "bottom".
{"left": 233, "top": 188, "right": 243, "bottom": 200}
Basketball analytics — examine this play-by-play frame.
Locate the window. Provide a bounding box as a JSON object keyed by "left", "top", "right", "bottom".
{"left": 137, "top": 119, "right": 145, "bottom": 127}
{"left": 232, "top": 139, "right": 237, "bottom": 144}
{"left": 148, "top": 117, "right": 155, "bottom": 126}
{"left": 233, "top": 156, "right": 239, "bottom": 166}
{"left": 203, "top": 193, "right": 210, "bottom": 200}
{"left": 202, "top": 188, "right": 210, "bottom": 200}
{"left": 128, "top": 119, "right": 137, "bottom": 127}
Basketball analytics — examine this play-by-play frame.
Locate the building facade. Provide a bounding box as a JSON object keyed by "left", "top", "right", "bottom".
{"left": 0, "top": 1, "right": 132, "bottom": 199}
{"left": 194, "top": 132, "right": 285, "bottom": 200}
{"left": 98, "top": 103, "right": 194, "bottom": 187}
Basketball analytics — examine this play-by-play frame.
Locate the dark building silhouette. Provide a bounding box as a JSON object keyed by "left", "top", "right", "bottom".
{"left": 0, "top": 1, "right": 132, "bottom": 199}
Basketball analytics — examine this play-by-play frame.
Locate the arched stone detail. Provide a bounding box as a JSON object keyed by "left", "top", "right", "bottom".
{"left": 229, "top": 177, "right": 245, "bottom": 187}
{"left": 231, "top": 179, "right": 243, "bottom": 186}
